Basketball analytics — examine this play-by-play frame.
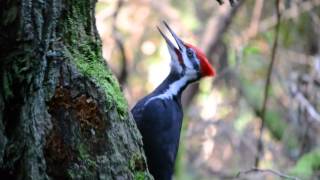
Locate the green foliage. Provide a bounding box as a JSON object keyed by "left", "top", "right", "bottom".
{"left": 290, "top": 150, "right": 320, "bottom": 179}
{"left": 243, "top": 45, "right": 261, "bottom": 57}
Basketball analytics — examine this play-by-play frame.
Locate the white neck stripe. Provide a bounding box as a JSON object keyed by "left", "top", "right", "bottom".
{"left": 144, "top": 76, "right": 189, "bottom": 106}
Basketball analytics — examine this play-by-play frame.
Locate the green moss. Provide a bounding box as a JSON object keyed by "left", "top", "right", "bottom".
{"left": 78, "top": 143, "right": 97, "bottom": 169}
{"left": 61, "top": 0, "right": 128, "bottom": 118}
{"left": 290, "top": 149, "right": 320, "bottom": 178}
{"left": 129, "top": 154, "right": 138, "bottom": 169}
{"left": 134, "top": 171, "right": 152, "bottom": 180}
{"left": 70, "top": 44, "right": 128, "bottom": 118}
{"left": 66, "top": 143, "right": 97, "bottom": 179}
{"left": 129, "top": 153, "right": 153, "bottom": 180}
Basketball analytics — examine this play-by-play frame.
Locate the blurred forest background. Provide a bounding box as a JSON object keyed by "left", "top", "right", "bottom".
{"left": 95, "top": 0, "right": 320, "bottom": 179}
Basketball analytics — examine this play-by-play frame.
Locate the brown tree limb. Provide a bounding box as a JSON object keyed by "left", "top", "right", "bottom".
{"left": 254, "top": 0, "right": 281, "bottom": 168}
{"left": 236, "top": 168, "right": 301, "bottom": 180}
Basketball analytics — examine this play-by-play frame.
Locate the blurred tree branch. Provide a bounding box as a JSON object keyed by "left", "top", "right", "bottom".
{"left": 201, "top": 166, "right": 301, "bottom": 180}
{"left": 182, "top": 0, "right": 244, "bottom": 108}
{"left": 291, "top": 86, "right": 320, "bottom": 123}
{"left": 254, "top": 0, "right": 281, "bottom": 168}
{"left": 236, "top": 168, "right": 301, "bottom": 180}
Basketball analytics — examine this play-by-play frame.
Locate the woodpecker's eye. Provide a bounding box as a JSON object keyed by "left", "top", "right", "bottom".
{"left": 187, "top": 49, "right": 193, "bottom": 58}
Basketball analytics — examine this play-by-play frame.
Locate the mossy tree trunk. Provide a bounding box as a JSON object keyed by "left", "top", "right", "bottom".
{"left": 0, "top": 0, "right": 151, "bottom": 179}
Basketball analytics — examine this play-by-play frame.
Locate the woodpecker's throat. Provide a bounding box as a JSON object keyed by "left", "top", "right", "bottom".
{"left": 144, "top": 71, "right": 194, "bottom": 106}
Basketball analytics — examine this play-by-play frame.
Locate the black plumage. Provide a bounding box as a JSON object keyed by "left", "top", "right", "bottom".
{"left": 131, "top": 72, "right": 187, "bottom": 180}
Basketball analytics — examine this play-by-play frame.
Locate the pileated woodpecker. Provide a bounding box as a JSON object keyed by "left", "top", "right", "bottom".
{"left": 131, "top": 22, "right": 215, "bottom": 180}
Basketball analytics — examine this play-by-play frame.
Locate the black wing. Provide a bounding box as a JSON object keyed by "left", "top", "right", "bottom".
{"left": 131, "top": 98, "right": 183, "bottom": 180}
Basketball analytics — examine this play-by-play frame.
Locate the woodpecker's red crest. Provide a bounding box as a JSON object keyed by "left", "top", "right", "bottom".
{"left": 185, "top": 43, "right": 216, "bottom": 77}
{"left": 158, "top": 21, "right": 216, "bottom": 78}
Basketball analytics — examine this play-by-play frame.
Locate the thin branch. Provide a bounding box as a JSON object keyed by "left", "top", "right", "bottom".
{"left": 236, "top": 168, "right": 301, "bottom": 180}
{"left": 254, "top": 0, "right": 281, "bottom": 168}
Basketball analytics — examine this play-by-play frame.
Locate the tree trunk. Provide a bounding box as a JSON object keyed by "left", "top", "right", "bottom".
{"left": 0, "top": 0, "right": 151, "bottom": 179}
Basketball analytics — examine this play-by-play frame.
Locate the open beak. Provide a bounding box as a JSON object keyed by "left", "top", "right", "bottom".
{"left": 157, "top": 26, "right": 178, "bottom": 52}
{"left": 162, "top": 21, "right": 185, "bottom": 51}
{"left": 157, "top": 21, "right": 185, "bottom": 64}
{"left": 158, "top": 21, "right": 216, "bottom": 77}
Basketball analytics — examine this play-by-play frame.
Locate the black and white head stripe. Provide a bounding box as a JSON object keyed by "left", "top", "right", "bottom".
{"left": 186, "top": 48, "right": 200, "bottom": 71}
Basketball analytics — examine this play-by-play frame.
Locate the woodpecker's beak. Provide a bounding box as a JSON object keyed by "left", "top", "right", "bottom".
{"left": 158, "top": 21, "right": 216, "bottom": 77}
{"left": 157, "top": 21, "right": 185, "bottom": 65}
{"left": 162, "top": 21, "right": 185, "bottom": 51}
{"left": 157, "top": 27, "right": 178, "bottom": 52}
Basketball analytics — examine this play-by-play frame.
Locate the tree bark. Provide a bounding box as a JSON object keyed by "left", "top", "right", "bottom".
{"left": 0, "top": 0, "right": 151, "bottom": 179}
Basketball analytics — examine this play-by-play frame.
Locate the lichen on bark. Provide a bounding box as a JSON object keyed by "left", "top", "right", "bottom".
{"left": 0, "top": 0, "right": 151, "bottom": 179}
